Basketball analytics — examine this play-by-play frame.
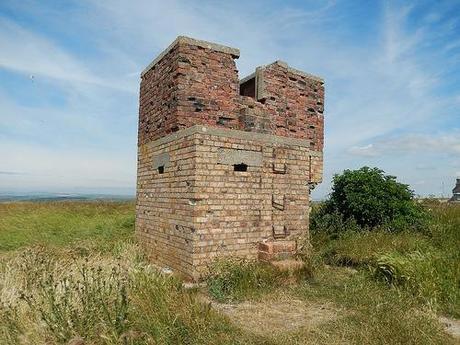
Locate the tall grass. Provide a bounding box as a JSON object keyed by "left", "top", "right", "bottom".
{"left": 294, "top": 265, "right": 453, "bottom": 345}
{"left": 374, "top": 250, "right": 459, "bottom": 316}
{"left": 0, "top": 244, "right": 260, "bottom": 344}
{"left": 0, "top": 200, "right": 458, "bottom": 344}
{"left": 206, "top": 258, "right": 287, "bottom": 302}
{"left": 311, "top": 202, "right": 460, "bottom": 318}
{"left": 0, "top": 202, "right": 265, "bottom": 344}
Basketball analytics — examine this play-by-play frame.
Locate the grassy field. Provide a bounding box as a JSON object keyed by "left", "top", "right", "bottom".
{"left": 0, "top": 200, "right": 458, "bottom": 344}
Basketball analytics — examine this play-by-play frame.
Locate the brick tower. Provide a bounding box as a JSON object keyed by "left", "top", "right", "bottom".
{"left": 136, "top": 36, "right": 324, "bottom": 280}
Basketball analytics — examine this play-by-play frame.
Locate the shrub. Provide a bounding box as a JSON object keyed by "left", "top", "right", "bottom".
{"left": 310, "top": 208, "right": 360, "bottom": 235}
{"left": 320, "top": 167, "right": 427, "bottom": 231}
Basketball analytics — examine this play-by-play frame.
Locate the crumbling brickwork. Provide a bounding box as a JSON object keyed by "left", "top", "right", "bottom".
{"left": 136, "top": 36, "right": 324, "bottom": 280}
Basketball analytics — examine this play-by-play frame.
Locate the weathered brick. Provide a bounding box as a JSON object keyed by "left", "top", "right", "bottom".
{"left": 136, "top": 36, "right": 324, "bottom": 280}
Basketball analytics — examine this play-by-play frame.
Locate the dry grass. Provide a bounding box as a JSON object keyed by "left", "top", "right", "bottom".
{"left": 209, "top": 293, "right": 340, "bottom": 337}
{"left": 0, "top": 202, "right": 260, "bottom": 344}
{"left": 0, "top": 200, "right": 458, "bottom": 344}
{"left": 0, "top": 243, "right": 261, "bottom": 344}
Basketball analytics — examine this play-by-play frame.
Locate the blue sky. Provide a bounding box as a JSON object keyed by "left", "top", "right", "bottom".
{"left": 0, "top": 0, "right": 459, "bottom": 198}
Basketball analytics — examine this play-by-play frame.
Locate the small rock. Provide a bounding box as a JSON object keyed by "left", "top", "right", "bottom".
{"left": 161, "top": 267, "right": 173, "bottom": 275}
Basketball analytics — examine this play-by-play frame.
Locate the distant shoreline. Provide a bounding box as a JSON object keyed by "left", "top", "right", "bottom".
{"left": 0, "top": 193, "right": 135, "bottom": 203}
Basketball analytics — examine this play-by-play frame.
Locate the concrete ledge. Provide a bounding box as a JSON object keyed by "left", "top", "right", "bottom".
{"left": 270, "top": 259, "right": 305, "bottom": 273}
{"left": 273, "top": 60, "right": 324, "bottom": 83}
{"left": 240, "top": 61, "right": 324, "bottom": 87}
{"left": 258, "top": 240, "right": 297, "bottom": 261}
{"left": 141, "top": 36, "right": 240, "bottom": 77}
{"left": 146, "top": 125, "right": 322, "bottom": 157}
{"left": 241, "top": 61, "right": 323, "bottom": 101}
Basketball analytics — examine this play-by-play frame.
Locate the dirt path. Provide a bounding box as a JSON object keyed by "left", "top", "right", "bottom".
{"left": 207, "top": 296, "right": 340, "bottom": 336}
{"left": 439, "top": 316, "right": 460, "bottom": 342}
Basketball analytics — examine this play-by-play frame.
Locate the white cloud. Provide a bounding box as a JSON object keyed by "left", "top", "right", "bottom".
{"left": 348, "top": 144, "right": 378, "bottom": 157}
{"left": 0, "top": 18, "right": 135, "bottom": 92}
{"left": 348, "top": 132, "right": 460, "bottom": 157}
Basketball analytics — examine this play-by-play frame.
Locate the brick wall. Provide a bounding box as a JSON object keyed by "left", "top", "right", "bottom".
{"left": 138, "top": 37, "right": 324, "bottom": 150}
{"left": 253, "top": 61, "right": 325, "bottom": 151}
{"left": 137, "top": 126, "right": 317, "bottom": 279}
{"left": 136, "top": 133, "right": 198, "bottom": 276}
{"left": 136, "top": 36, "right": 324, "bottom": 280}
{"left": 138, "top": 37, "right": 240, "bottom": 145}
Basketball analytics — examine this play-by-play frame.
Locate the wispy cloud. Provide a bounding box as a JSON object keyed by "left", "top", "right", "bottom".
{"left": 0, "top": 18, "right": 135, "bottom": 92}
{"left": 349, "top": 131, "right": 460, "bottom": 157}
{"left": 0, "top": 171, "right": 26, "bottom": 175}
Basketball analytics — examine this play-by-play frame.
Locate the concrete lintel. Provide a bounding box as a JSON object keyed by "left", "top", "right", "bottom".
{"left": 239, "top": 72, "right": 255, "bottom": 85}
{"left": 152, "top": 152, "right": 170, "bottom": 169}
{"left": 217, "top": 148, "right": 263, "bottom": 166}
{"left": 146, "top": 125, "right": 322, "bottom": 157}
{"left": 141, "top": 36, "right": 240, "bottom": 77}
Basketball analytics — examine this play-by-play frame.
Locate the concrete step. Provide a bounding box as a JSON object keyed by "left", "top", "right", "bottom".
{"left": 258, "top": 240, "right": 296, "bottom": 261}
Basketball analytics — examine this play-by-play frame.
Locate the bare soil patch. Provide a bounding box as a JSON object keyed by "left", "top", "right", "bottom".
{"left": 439, "top": 316, "right": 460, "bottom": 341}
{"left": 207, "top": 295, "right": 340, "bottom": 336}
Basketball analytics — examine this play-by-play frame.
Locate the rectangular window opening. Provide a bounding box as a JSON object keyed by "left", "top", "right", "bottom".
{"left": 234, "top": 163, "right": 248, "bottom": 172}
{"left": 239, "top": 76, "right": 256, "bottom": 98}
{"left": 158, "top": 166, "right": 165, "bottom": 174}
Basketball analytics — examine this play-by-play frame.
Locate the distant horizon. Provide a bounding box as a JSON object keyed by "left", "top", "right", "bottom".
{"left": 1, "top": 174, "right": 459, "bottom": 198}
{"left": 0, "top": 190, "right": 135, "bottom": 203}
{"left": 2, "top": 170, "right": 459, "bottom": 199}
{"left": 1, "top": 179, "right": 458, "bottom": 202}
{"left": 0, "top": 190, "right": 455, "bottom": 203}
{"left": 0, "top": 188, "right": 135, "bottom": 197}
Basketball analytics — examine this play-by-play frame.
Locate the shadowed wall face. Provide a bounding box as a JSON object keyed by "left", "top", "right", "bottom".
{"left": 136, "top": 36, "right": 324, "bottom": 279}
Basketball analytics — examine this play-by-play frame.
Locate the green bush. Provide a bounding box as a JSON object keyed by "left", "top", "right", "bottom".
{"left": 318, "top": 167, "right": 427, "bottom": 231}
{"left": 310, "top": 208, "right": 361, "bottom": 235}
